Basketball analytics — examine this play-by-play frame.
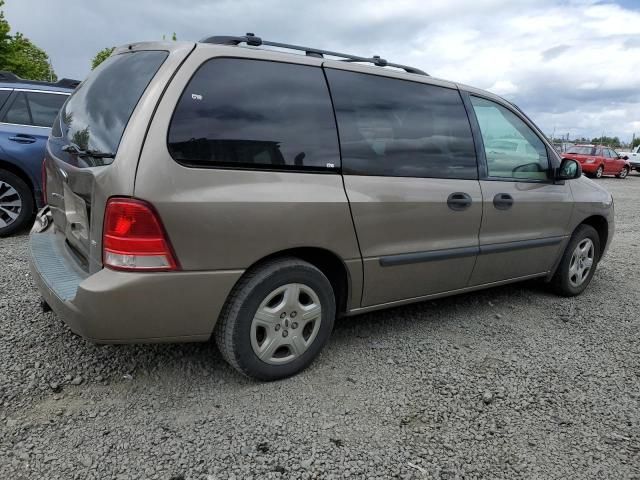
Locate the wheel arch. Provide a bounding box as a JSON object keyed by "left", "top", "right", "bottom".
{"left": 546, "top": 214, "right": 609, "bottom": 282}
{"left": 241, "top": 247, "right": 352, "bottom": 316}
{"left": 0, "top": 158, "right": 37, "bottom": 209}
{"left": 578, "top": 215, "right": 609, "bottom": 257}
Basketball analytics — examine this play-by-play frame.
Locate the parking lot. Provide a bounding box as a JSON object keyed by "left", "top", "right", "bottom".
{"left": 0, "top": 176, "right": 638, "bottom": 479}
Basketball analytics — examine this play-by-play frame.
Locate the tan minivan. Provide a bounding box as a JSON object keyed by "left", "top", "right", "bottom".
{"left": 29, "top": 34, "right": 614, "bottom": 380}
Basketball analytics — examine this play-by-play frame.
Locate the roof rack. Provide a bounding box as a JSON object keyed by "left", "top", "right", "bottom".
{"left": 0, "top": 71, "right": 80, "bottom": 89}
{"left": 200, "top": 33, "right": 428, "bottom": 76}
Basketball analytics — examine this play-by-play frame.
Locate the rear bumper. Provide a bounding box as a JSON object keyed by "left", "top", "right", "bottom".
{"left": 29, "top": 226, "right": 243, "bottom": 343}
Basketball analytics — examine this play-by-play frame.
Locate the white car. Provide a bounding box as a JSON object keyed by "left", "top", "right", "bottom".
{"left": 617, "top": 145, "right": 640, "bottom": 172}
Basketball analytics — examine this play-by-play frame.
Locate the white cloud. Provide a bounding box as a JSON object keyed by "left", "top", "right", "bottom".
{"left": 3, "top": 0, "right": 640, "bottom": 140}
{"left": 489, "top": 80, "right": 519, "bottom": 96}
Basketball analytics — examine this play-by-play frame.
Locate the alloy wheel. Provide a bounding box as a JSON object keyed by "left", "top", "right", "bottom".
{"left": 568, "top": 238, "right": 595, "bottom": 288}
{"left": 0, "top": 180, "right": 22, "bottom": 229}
{"left": 250, "top": 283, "right": 322, "bottom": 365}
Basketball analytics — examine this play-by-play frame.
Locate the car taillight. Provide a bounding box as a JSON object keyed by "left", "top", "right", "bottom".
{"left": 102, "top": 197, "right": 179, "bottom": 271}
{"left": 41, "top": 159, "right": 47, "bottom": 204}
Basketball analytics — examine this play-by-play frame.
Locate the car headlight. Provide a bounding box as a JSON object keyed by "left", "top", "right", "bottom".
{"left": 585, "top": 158, "right": 596, "bottom": 163}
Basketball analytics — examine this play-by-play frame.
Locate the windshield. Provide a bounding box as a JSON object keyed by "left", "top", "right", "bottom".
{"left": 61, "top": 50, "right": 168, "bottom": 166}
{"left": 566, "top": 146, "right": 595, "bottom": 155}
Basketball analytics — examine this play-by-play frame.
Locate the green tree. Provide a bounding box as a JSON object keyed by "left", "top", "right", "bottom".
{"left": 91, "top": 46, "right": 115, "bottom": 70}
{"left": 632, "top": 137, "right": 640, "bottom": 149}
{"left": 0, "top": 0, "right": 11, "bottom": 68}
{"left": 0, "top": 0, "right": 56, "bottom": 81}
{"left": 591, "top": 136, "right": 621, "bottom": 147}
{"left": 5, "top": 32, "right": 56, "bottom": 81}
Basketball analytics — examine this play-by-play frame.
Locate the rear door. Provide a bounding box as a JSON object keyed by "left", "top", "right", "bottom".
{"left": 601, "top": 148, "right": 612, "bottom": 174}
{"left": 326, "top": 68, "right": 482, "bottom": 307}
{"left": 466, "top": 94, "right": 573, "bottom": 285}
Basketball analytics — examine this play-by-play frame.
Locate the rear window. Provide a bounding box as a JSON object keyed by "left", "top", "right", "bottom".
{"left": 61, "top": 50, "right": 168, "bottom": 165}
{"left": 567, "top": 146, "right": 595, "bottom": 155}
{"left": 26, "top": 92, "right": 68, "bottom": 127}
{"left": 167, "top": 58, "right": 340, "bottom": 171}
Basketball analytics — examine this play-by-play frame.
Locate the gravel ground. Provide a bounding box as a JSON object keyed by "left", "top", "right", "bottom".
{"left": 1, "top": 176, "right": 639, "bottom": 480}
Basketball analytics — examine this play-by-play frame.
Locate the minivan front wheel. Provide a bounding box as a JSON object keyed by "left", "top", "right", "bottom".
{"left": 215, "top": 258, "right": 335, "bottom": 380}
{"left": 616, "top": 167, "right": 629, "bottom": 179}
{"left": 549, "top": 224, "right": 600, "bottom": 297}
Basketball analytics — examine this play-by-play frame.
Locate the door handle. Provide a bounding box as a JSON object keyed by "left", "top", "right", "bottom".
{"left": 493, "top": 193, "right": 514, "bottom": 210}
{"left": 447, "top": 192, "right": 472, "bottom": 211}
{"left": 8, "top": 134, "right": 36, "bottom": 144}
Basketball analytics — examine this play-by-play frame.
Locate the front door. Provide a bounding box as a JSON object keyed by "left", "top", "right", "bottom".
{"left": 467, "top": 95, "right": 574, "bottom": 285}
{"left": 325, "top": 67, "right": 482, "bottom": 307}
{"left": 604, "top": 148, "right": 623, "bottom": 174}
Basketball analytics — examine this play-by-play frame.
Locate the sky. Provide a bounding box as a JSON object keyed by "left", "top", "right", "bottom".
{"left": 4, "top": 0, "right": 640, "bottom": 142}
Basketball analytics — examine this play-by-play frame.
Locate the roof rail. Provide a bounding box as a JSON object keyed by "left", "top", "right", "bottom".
{"left": 0, "top": 71, "right": 80, "bottom": 89}
{"left": 199, "top": 33, "right": 428, "bottom": 76}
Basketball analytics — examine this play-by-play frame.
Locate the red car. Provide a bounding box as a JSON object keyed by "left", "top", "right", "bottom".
{"left": 563, "top": 145, "right": 631, "bottom": 179}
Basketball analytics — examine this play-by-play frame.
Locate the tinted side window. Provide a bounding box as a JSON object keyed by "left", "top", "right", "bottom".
{"left": 3, "top": 92, "right": 30, "bottom": 125}
{"left": 470, "top": 96, "right": 549, "bottom": 180}
{"left": 26, "top": 92, "right": 67, "bottom": 127}
{"left": 168, "top": 59, "right": 339, "bottom": 171}
{"left": 0, "top": 90, "right": 11, "bottom": 110}
{"left": 325, "top": 69, "right": 477, "bottom": 179}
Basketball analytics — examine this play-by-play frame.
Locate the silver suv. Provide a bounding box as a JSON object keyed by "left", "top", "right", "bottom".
{"left": 29, "top": 34, "right": 614, "bottom": 380}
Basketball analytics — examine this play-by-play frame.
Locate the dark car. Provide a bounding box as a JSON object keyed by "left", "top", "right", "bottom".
{"left": 0, "top": 71, "right": 78, "bottom": 236}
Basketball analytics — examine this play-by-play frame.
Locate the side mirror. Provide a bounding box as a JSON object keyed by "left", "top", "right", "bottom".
{"left": 512, "top": 162, "right": 547, "bottom": 180}
{"left": 557, "top": 158, "right": 582, "bottom": 180}
{"left": 622, "top": 155, "right": 629, "bottom": 160}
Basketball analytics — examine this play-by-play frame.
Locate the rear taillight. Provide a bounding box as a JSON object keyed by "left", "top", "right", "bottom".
{"left": 41, "top": 159, "right": 47, "bottom": 204}
{"left": 102, "top": 198, "right": 178, "bottom": 271}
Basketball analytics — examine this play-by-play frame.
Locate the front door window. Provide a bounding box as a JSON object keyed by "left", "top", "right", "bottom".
{"left": 471, "top": 96, "right": 549, "bottom": 181}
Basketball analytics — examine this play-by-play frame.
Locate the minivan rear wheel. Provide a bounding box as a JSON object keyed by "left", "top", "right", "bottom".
{"left": 215, "top": 258, "right": 336, "bottom": 380}
{"left": 549, "top": 224, "right": 600, "bottom": 297}
{"left": 0, "top": 170, "right": 33, "bottom": 237}
{"left": 595, "top": 165, "right": 604, "bottom": 178}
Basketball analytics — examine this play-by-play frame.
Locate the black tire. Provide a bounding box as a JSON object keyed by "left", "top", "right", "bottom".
{"left": 549, "top": 224, "right": 600, "bottom": 297}
{"left": 616, "top": 167, "right": 629, "bottom": 179}
{"left": 0, "top": 169, "right": 34, "bottom": 237}
{"left": 595, "top": 165, "right": 604, "bottom": 178}
{"left": 215, "top": 257, "right": 336, "bottom": 381}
